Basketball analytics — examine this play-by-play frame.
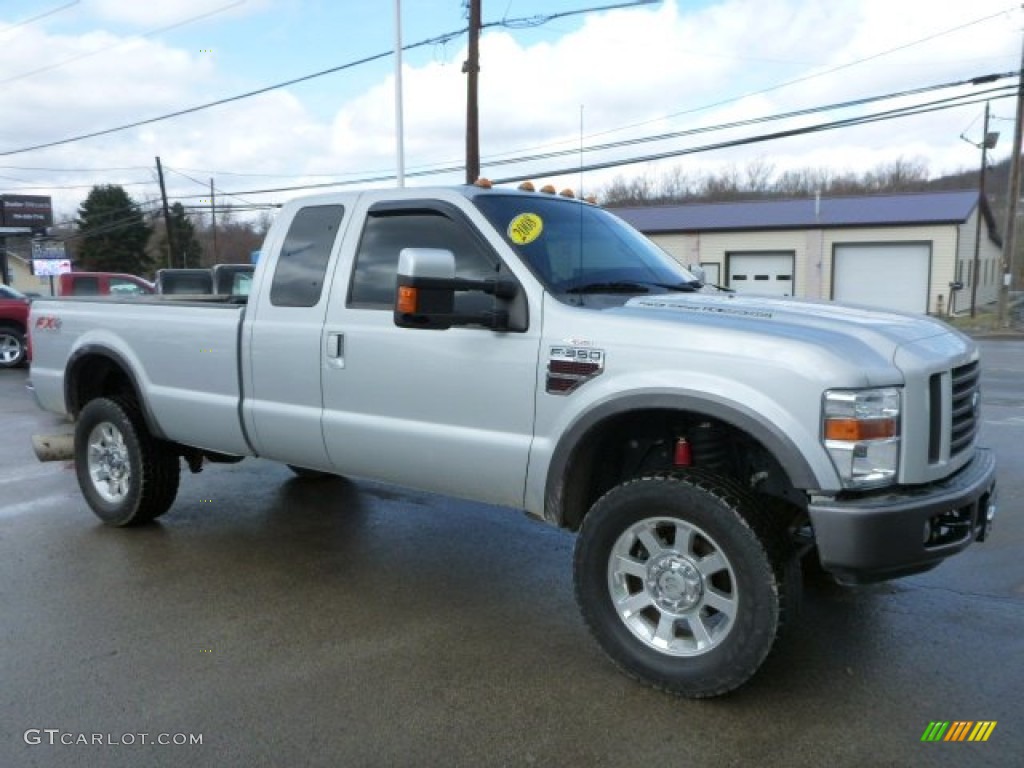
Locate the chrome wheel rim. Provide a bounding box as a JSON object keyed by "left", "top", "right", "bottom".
{"left": 0, "top": 333, "right": 20, "bottom": 364}
{"left": 86, "top": 422, "right": 132, "bottom": 503}
{"left": 607, "top": 516, "right": 738, "bottom": 657}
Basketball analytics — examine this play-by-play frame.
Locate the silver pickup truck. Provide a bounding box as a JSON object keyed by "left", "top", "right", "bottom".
{"left": 27, "top": 183, "right": 997, "bottom": 698}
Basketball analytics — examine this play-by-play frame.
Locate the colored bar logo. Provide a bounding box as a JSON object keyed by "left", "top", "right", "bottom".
{"left": 921, "top": 721, "right": 997, "bottom": 742}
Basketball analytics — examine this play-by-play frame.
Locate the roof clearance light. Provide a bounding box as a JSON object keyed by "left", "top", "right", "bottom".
{"left": 540, "top": 184, "right": 557, "bottom": 194}
{"left": 474, "top": 178, "right": 493, "bottom": 188}
{"left": 518, "top": 181, "right": 536, "bottom": 192}
{"left": 559, "top": 189, "right": 575, "bottom": 198}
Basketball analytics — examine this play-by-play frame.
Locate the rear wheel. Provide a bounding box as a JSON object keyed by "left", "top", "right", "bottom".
{"left": 74, "top": 397, "right": 180, "bottom": 526}
{"left": 0, "top": 326, "right": 26, "bottom": 368}
{"left": 574, "top": 471, "right": 797, "bottom": 698}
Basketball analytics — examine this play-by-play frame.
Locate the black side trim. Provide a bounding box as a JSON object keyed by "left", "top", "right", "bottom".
{"left": 64, "top": 345, "right": 167, "bottom": 440}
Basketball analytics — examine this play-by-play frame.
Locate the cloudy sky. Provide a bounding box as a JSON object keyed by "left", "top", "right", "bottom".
{"left": 0, "top": 0, "right": 1021, "bottom": 223}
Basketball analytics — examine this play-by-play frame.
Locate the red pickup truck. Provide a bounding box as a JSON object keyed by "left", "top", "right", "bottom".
{"left": 58, "top": 272, "right": 154, "bottom": 296}
{"left": 0, "top": 284, "right": 30, "bottom": 368}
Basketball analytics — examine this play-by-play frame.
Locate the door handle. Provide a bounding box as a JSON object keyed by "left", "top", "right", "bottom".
{"left": 325, "top": 331, "right": 345, "bottom": 368}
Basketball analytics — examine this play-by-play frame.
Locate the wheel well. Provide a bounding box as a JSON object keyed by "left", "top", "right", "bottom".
{"left": 557, "top": 408, "right": 805, "bottom": 532}
{"left": 0, "top": 320, "right": 26, "bottom": 334}
{"left": 67, "top": 354, "right": 139, "bottom": 419}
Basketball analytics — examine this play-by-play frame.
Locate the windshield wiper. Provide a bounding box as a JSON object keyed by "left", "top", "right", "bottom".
{"left": 565, "top": 281, "right": 652, "bottom": 294}
{"left": 564, "top": 280, "right": 699, "bottom": 295}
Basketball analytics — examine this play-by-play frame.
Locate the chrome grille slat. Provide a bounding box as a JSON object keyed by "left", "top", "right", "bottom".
{"left": 949, "top": 362, "right": 980, "bottom": 458}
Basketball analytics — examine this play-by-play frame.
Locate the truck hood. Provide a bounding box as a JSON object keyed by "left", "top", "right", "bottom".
{"left": 616, "top": 292, "right": 957, "bottom": 350}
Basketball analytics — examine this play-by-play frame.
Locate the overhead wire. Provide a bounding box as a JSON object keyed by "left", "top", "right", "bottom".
{"left": 0, "top": 1, "right": 246, "bottom": 87}
{"left": 160, "top": 77, "right": 1018, "bottom": 198}
{"left": 0, "top": 1, "right": 79, "bottom": 40}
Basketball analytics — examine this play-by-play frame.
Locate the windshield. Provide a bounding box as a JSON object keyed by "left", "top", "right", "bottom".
{"left": 472, "top": 194, "right": 698, "bottom": 303}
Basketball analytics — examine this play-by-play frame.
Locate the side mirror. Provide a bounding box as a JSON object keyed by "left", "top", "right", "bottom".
{"left": 687, "top": 264, "right": 707, "bottom": 286}
{"left": 394, "top": 248, "right": 518, "bottom": 331}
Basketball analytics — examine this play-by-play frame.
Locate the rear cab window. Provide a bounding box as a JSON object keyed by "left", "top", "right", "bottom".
{"left": 270, "top": 205, "right": 346, "bottom": 308}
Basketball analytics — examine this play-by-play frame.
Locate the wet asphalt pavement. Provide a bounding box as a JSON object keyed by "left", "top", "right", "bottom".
{"left": 1, "top": 341, "right": 1022, "bottom": 768}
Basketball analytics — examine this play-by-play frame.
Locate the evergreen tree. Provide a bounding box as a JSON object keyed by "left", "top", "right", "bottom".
{"left": 75, "top": 185, "right": 153, "bottom": 274}
{"left": 161, "top": 202, "right": 203, "bottom": 268}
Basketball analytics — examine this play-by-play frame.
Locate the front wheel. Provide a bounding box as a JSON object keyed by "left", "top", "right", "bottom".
{"left": 574, "top": 471, "right": 796, "bottom": 698}
{"left": 74, "top": 397, "right": 180, "bottom": 526}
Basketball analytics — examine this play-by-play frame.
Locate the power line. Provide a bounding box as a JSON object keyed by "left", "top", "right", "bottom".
{"left": 492, "top": 89, "right": 1018, "bottom": 184}
{"left": 0, "top": 27, "right": 465, "bottom": 158}
{"left": 0, "top": 1, "right": 246, "bottom": 87}
{"left": 0, "top": 2, "right": 706, "bottom": 159}
{"left": 0, "top": 1, "right": 79, "bottom": 40}
{"left": 579, "top": 4, "right": 1022, "bottom": 143}
{"left": 161, "top": 77, "right": 1018, "bottom": 198}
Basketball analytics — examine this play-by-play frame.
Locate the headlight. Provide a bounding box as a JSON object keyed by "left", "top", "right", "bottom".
{"left": 823, "top": 388, "right": 900, "bottom": 489}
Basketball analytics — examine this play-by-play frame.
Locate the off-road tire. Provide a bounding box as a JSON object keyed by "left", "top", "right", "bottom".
{"left": 574, "top": 470, "right": 798, "bottom": 698}
{"left": 74, "top": 396, "right": 180, "bottom": 526}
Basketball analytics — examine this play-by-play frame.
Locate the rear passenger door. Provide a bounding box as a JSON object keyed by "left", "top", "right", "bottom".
{"left": 244, "top": 203, "right": 350, "bottom": 469}
{"left": 320, "top": 198, "right": 541, "bottom": 508}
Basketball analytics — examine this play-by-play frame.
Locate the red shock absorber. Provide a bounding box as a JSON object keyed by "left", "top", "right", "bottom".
{"left": 673, "top": 437, "right": 692, "bottom": 466}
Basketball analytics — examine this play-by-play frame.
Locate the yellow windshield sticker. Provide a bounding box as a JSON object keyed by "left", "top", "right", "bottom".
{"left": 508, "top": 213, "right": 543, "bottom": 245}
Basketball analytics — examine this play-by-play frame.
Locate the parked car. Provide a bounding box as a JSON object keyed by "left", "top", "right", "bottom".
{"left": 58, "top": 272, "right": 154, "bottom": 297}
{"left": 0, "top": 283, "right": 30, "bottom": 368}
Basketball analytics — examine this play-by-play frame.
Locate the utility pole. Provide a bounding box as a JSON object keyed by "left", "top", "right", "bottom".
{"left": 155, "top": 156, "right": 176, "bottom": 269}
{"left": 210, "top": 178, "right": 218, "bottom": 263}
{"left": 394, "top": 0, "right": 406, "bottom": 187}
{"left": 970, "top": 102, "right": 994, "bottom": 318}
{"left": 463, "top": 0, "right": 481, "bottom": 184}
{"left": 998, "top": 29, "right": 1024, "bottom": 327}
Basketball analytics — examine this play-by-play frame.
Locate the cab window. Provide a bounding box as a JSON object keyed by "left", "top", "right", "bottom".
{"left": 270, "top": 205, "right": 345, "bottom": 307}
{"left": 348, "top": 209, "right": 495, "bottom": 310}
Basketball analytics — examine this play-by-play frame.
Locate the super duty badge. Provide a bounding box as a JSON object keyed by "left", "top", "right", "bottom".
{"left": 546, "top": 346, "right": 605, "bottom": 395}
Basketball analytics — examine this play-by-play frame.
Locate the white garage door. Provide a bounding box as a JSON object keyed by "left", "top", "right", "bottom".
{"left": 833, "top": 243, "right": 930, "bottom": 314}
{"left": 727, "top": 252, "right": 794, "bottom": 296}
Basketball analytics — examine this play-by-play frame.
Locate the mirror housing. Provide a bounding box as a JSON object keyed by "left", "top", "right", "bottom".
{"left": 394, "top": 248, "right": 518, "bottom": 331}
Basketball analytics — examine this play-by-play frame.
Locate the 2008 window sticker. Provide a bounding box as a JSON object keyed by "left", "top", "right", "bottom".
{"left": 507, "top": 213, "right": 544, "bottom": 245}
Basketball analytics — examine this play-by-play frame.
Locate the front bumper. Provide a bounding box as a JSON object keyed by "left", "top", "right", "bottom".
{"left": 808, "top": 448, "right": 997, "bottom": 584}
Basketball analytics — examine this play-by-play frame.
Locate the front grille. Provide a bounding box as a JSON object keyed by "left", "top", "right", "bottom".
{"left": 949, "top": 361, "right": 980, "bottom": 457}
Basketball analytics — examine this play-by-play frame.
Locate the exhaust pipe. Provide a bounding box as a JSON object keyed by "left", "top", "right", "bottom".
{"left": 32, "top": 434, "right": 74, "bottom": 462}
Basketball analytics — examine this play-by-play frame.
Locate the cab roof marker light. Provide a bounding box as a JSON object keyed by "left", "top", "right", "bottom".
{"left": 518, "top": 181, "right": 535, "bottom": 192}
{"left": 540, "top": 184, "right": 557, "bottom": 194}
{"left": 559, "top": 189, "right": 575, "bottom": 198}
{"left": 474, "top": 177, "right": 493, "bottom": 188}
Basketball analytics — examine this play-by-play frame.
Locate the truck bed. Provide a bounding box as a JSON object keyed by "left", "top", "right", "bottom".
{"left": 29, "top": 296, "right": 252, "bottom": 457}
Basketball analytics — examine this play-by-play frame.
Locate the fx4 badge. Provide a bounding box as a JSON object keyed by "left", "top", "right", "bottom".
{"left": 546, "top": 346, "right": 605, "bottom": 395}
{"left": 34, "top": 315, "right": 62, "bottom": 332}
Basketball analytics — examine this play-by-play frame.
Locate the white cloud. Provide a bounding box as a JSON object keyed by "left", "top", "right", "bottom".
{"left": 0, "top": 0, "right": 1020, "bottom": 219}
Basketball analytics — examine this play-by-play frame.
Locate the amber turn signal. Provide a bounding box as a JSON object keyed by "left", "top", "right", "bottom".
{"left": 397, "top": 285, "right": 418, "bottom": 314}
{"left": 824, "top": 418, "right": 896, "bottom": 441}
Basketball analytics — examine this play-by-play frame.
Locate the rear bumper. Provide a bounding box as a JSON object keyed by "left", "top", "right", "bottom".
{"left": 808, "top": 448, "right": 997, "bottom": 584}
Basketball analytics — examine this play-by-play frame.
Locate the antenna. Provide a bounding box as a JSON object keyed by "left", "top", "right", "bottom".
{"left": 579, "top": 104, "right": 585, "bottom": 198}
